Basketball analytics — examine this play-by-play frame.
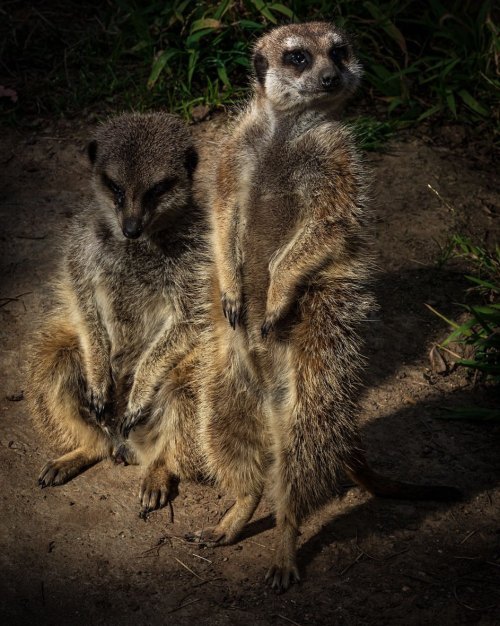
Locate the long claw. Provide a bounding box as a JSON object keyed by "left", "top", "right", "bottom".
{"left": 261, "top": 320, "right": 273, "bottom": 338}
{"left": 120, "top": 408, "right": 143, "bottom": 439}
{"left": 221, "top": 293, "right": 242, "bottom": 330}
{"left": 94, "top": 403, "right": 105, "bottom": 424}
{"left": 88, "top": 389, "right": 108, "bottom": 425}
{"left": 265, "top": 564, "right": 300, "bottom": 593}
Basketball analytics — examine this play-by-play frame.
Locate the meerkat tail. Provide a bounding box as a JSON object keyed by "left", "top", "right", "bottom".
{"left": 347, "top": 455, "right": 462, "bottom": 502}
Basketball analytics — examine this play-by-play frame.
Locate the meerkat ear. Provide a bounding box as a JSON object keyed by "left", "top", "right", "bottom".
{"left": 184, "top": 145, "right": 198, "bottom": 178}
{"left": 87, "top": 140, "right": 98, "bottom": 164}
{"left": 253, "top": 50, "right": 269, "bottom": 86}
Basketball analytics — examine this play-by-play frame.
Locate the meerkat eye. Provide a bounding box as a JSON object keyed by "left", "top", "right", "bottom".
{"left": 145, "top": 176, "right": 178, "bottom": 201}
{"left": 330, "top": 46, "right": 348, "bottom": 64}
{"left": 102, "top": 173, "right": 125, "bottom": 207}
{"left": 283, "top": 49, "right": 309, "bottom": 68}
{"left": 146, "top": 176, "right": 177, "bottom": 198}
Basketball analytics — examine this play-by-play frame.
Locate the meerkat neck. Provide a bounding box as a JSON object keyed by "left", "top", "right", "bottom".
{"left": 251, "top": 92, "right": 335, "bottom": 136}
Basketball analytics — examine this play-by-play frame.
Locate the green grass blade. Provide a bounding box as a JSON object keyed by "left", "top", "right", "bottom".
{"left": 458, "top": 89, "right": 489, "bottom": 117}
{"left": 437, "top": 407, "right": 500, "bottom": 421}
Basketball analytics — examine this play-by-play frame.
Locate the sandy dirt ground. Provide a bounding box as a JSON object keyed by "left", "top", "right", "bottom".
{"left": 1, "top": 116, "right": 499, "bottom": 625}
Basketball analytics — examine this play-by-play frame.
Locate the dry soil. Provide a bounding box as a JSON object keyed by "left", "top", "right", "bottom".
{"left": 1, "top": 116, "right": 499, "bottom": 625}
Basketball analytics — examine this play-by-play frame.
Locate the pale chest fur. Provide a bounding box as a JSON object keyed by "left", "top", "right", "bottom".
{"left": 94, "top": 277, "right": 173, "bottom": 353}
{"left": 89, "top": 237, "right": 180, "bottom": 353}
{"left": 235, "top": 116, "right": 324, "bottom": 266}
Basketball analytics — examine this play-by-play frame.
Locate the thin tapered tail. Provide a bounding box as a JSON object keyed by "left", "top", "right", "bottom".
{"left": 347, "top": 456, "right": 462, "bottom": 502}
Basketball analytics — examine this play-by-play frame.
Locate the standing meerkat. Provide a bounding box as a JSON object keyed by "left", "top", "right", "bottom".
{"left": 26, "top": 112, "right": 207, "bottom": 515}
{"left": 190, "top": 22, "right": 460, "bottom": 590}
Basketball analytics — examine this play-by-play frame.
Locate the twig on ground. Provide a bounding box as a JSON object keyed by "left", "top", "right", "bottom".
{"left": 174, "top": 556, "right": 204, "bottom": 580}
{"left": 168, "top": 598, "right": 200, "bottom": 614}
{"left": 138, "top": 535, "right": 172, "bottom": 558}
{"left": 339, "top": 532, "right": 409, "bottom": 575}
{"left": 273, "top": 614, "right": 303, "bottom": 626}
{"left": 339, "top": 551, "right": 364, "bottom": 576}
{"left": 427, "top": 184, "right": 455, "bottom": 213}
{"left": 192, "top": 553, "right": 212, "bottom": 563}
{"left": 192, "top": 577, "right": 224, "bottom": 588}
{"left": 453, "top": 584, "right": 496, "bottom": 612}
{"left": 247, "top": 539, "right": 275, "bottom": 551}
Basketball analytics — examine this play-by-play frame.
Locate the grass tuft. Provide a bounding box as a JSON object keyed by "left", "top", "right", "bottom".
{"left": 1, "top": 1, "right": 498, "bottom": 143}
{"left": 432, "top": 235, "right": 500, "bottom": 388}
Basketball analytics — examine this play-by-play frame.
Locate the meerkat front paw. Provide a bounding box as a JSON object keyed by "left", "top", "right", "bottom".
{"left": 121, "top": 378, "right": 154, "bottom": 437}
{"left": 120, "top": 406, "right": 146, "bottom": 438}
{"left": 38, "top": 451, "right": 97, "bottom": 488}
{"left": 221, "top": 291, "right": 242, "bottom": 329}
{"left": 86, "top": 381, "right": 111, "bottom": 424}
{"left": 185, "top": 527, "right": 229, "bottom": 546}
{"left": 261, "top": 311, "right": 279, "bottom": 338}
{"left": 39, "top": 459, "right": 81, "bottom": 488}
{"left": 262, "top": 284, "right": 293, "bottom": 337}
{"left": 261, "top": 304, "right": 288, "bottom": 337}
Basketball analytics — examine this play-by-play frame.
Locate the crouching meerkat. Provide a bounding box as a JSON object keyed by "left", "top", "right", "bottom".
{"left": 190, "top": 22, "right": 460, "bottom": 590}
{"left": 26, "top": 112, "right": 207, "bottom": 515}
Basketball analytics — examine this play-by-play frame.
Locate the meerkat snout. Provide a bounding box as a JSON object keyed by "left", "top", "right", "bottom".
{"left": 122, "top": 215, "right": 143, "bottom": 239}
{"left": 320, "top": 69, "right": 340, "bottom": 90}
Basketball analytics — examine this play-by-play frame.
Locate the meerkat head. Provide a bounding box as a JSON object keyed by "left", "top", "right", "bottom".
{"left": 87, "top": 112, "right": 198, "bottom": 240}
{"left": 252, "top": 22, "right": 362, "bottom": 112}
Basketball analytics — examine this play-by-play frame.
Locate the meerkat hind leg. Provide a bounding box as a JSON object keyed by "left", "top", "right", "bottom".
{"left": 30, "top": 319, "right": 112, "bottom": 488}
{"left": 265, "top": 512, "right": 301, "bottom": 591}
{"left": 186, "top": 492, "right": 261, "bottom": 546}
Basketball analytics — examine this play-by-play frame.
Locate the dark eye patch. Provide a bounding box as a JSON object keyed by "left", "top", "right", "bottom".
{"left": 283, "top": 49, "right": 310, "bottom": 69}
{"left": 143, "top": 176, "right": 178, "bottom": 204}
{"left": 330, "top": 45, "right": 349, "bottom": 64}
{"left": 102, "top": 173, "right": 125, "bottom": 207}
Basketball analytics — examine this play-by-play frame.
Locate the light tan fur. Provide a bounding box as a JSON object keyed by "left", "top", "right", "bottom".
{"left": 191, "top": 22, "right": 460, "bottom": 591}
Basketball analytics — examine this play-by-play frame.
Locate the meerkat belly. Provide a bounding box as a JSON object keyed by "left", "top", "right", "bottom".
{"left": 94, "top": 276, "right": 173, "bottom": 359}
{"left": 242, "top": 187, "right": 299, "bottom": 327}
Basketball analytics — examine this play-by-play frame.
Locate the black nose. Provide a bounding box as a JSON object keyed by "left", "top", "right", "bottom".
{"left": 321, "top": 74, "right": 339, "bottom": 90}
{"left": 122, "top": 217, "right": 143, "bottom": 239}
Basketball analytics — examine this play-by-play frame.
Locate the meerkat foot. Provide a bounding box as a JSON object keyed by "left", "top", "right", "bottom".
{"left": 185, "top": 526, "right": 228, "bottom": 546}
{"left": 139, "top": 465, "right": 179, "bottom": 518}
{"left": 266, "top": 515, "right": 301, "bottom": 592}
{"left": 265, "top": 563, "right": 301, "bottom": 592}
{"left": 38, "top": 448, "right": 101, "bottom": 488}
{"left": 186, "top": 493, "right": 260, "bottom": 546}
